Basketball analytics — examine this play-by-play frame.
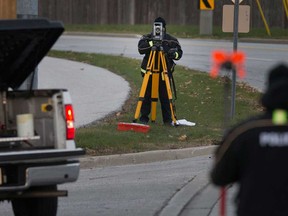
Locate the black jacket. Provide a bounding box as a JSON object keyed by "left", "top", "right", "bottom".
{"left": 211, "top": 111, "right": 288, "bottom": 216}
{"left": 138, "top": 32, "right": 182, "bottom": 76}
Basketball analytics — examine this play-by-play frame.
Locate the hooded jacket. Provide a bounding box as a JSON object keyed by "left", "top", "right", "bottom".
{"left": 211, "top": 64, "right": 288, "bottom": 216}
{"left": 138, "top": 32, "right": 183, "bottom": 77}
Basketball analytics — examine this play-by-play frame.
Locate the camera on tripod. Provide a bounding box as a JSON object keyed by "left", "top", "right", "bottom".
{"left": 152, "top": 22, "right": 164, "bottom": 42}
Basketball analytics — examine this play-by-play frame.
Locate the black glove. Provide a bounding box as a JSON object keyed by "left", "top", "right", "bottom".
{"left": 168, "top": 48, "right": 178, "bottom": 59}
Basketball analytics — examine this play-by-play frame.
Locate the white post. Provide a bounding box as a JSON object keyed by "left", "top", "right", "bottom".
{"left": 16, "top": 0, "right": 39, "bottom": 90}
{"left": 200, "top": 10, "right": 213, "bottom": 35}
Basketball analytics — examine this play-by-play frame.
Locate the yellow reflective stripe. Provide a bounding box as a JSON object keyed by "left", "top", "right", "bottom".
{"left": 272, "top": 109, "right": 287, "bottom": 125}
{"left": 149, "top": 41, "right": 153, "bottom": 47}
{"left": 175, "top": 52, "right": 179, "bottom": 59}
{"left": 141, "top": 68, "right": 146, "bottom": 74}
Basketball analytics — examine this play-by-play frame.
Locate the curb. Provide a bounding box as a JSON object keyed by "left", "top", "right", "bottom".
{"left": 80, "top": 145, "right": 217, "bottom": 169}
{"left": 158, "top": 170, "right": 210, "bottom": 216}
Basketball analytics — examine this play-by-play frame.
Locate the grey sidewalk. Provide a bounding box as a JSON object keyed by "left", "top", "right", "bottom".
{"left": 38, "top": 56, "right": 130, "bottom": 128}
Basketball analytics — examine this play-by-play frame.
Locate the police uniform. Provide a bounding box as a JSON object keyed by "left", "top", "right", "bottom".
{"left": 137, "top": 17, "right": 183, "bottom": 124}
{"left": 211, "top": 64, "right": 288, "bottom": 216}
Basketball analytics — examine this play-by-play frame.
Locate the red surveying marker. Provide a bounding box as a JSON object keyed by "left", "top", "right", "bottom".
{"left": 210, "top": 50, "right": 246, "bottom": 79}
{"left": 117, "top": 122, "right": 150, "bottom": 133}
{"left": 210, "top": 49, "right": 246, "bottom": 216}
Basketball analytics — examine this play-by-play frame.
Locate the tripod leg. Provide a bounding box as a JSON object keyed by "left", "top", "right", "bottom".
{"left": 160, "top": 52, "right": 177, "bottom": 124}
{"left": 150, "top": 72, "right": 159, "bottom": 122}
{"left": 164, "top": 76, "right": 177, "bottom": 124}
{"left": 146, "top": 50, "right": 156, "bottom": 72}
{"left": 134, "top": 72, "right": 151, "bottom": 121}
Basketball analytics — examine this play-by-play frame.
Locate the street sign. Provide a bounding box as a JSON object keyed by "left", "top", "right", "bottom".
{"left": 199, "top": 0, "right": 214, "bottom": 10}
{"left": 222, "top": 5, "right": 250, "bottom": 33}
{"left": 231, "top": 0, "right": 244, "bottom": 3}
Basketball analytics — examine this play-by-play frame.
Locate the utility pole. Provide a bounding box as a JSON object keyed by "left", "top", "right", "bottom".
{"left": 129, "top": 0, "right": 135, "bottom": 25}
{"left": 17, "top": 0, "right": 39, "bottom": 90}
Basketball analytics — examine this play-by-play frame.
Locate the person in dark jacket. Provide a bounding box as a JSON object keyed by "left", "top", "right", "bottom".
{"left": 138, "top": 17, "right": 183, "bottom": 125}
{"left": 211, "top": 63, "right": 288, "bottom": 216}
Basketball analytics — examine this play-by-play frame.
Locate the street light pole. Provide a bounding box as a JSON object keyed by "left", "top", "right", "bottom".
{"left": 231, "top": 0, "right": 240, "bottom": 119}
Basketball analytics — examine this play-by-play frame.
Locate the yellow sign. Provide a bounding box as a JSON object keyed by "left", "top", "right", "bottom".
{"left": 200, "top": 0, "right": 214, "bottom": 10}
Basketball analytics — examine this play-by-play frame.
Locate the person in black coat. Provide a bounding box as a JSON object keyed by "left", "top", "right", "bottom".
{"left": 211, "top": 63, "right": 288, "bottom": 216}
{"left": 137, "top": 17, "right": 183, "bottom": 125}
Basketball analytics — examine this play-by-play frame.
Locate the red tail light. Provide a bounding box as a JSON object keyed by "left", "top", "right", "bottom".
{"left": 65, "top": 104, "right": 75, "bottom": 140}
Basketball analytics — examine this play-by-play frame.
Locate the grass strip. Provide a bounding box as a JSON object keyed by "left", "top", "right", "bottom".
{"left": 48, "top": 50, "right": 262, "bottom": 155}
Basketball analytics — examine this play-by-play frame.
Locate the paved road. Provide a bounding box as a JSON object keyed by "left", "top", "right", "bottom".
{"left": 58, "top": 156, "right": 214, "bottom": 216}
{"left": 1, "top": 154, "right": 237, "bottom": 216}
{"left": 54, "top": 34, "right": 288, "bottom": 91}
